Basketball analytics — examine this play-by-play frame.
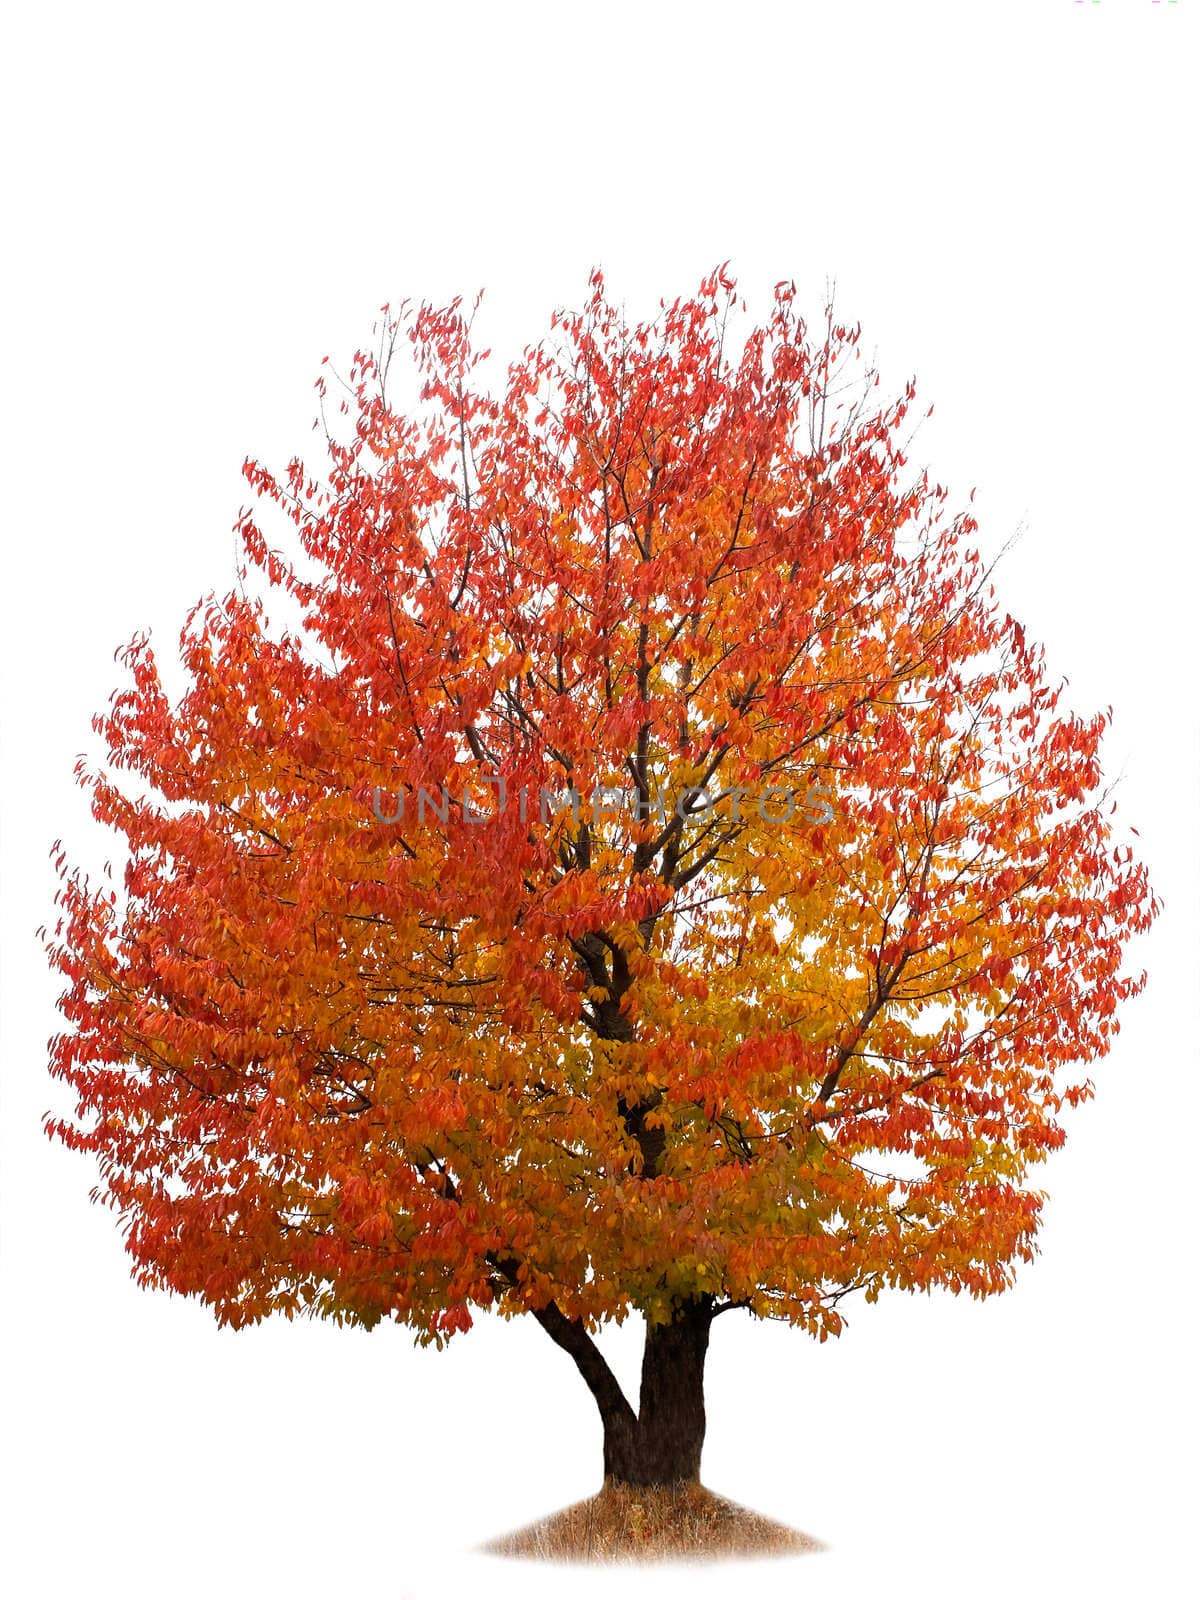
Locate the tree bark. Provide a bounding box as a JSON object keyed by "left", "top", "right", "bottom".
{"left": 496, "top": 1254, "right": 713, "bottom": 1478}
{"left": 534, "top": 1292, "right": 715, "bottom": 1488}
{"left": 605, "top": 1297, "right": 713, "bottom": 1486}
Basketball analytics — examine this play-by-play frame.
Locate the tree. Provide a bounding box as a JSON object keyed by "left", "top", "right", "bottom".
{"left": 45, "top": 269, "right": 1158, "bottom": 1490}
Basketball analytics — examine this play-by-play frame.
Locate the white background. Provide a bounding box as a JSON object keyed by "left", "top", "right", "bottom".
{"left": 2, "top": 3, "right": 1196, "bottom": 1597}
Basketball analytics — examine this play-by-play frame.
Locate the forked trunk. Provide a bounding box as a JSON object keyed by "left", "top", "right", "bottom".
{"left": 533, "top": 1293, "right": 715, "bottom": 1487}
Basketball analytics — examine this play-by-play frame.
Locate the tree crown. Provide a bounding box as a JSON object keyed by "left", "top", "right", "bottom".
{"left": 45, "top": 269, "right": 1158, "bottom": 1344}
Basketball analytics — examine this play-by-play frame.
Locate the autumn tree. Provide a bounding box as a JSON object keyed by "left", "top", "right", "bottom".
{"left": 45, "top": 270, "right": 1157, "bottom": 1489}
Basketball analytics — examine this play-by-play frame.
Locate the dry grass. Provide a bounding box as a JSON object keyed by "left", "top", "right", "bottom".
{"left": 477, "top": 1479, "right": 826, "bottom": 1565}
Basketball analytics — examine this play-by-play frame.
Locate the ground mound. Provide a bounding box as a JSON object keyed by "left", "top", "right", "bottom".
{"left": 478, "top": 1480, "right": 825, "bottom": 1564}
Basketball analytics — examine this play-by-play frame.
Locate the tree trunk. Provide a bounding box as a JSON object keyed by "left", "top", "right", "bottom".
{"left": 531, "top": 1288, "right": 715, "bottom": 1488}
{"left": 603, "top": 1298, "right": 713, "bottom": 1487}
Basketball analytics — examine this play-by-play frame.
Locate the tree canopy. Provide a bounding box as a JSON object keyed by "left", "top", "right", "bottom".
{"left": 46, "top": 269, "right": 1157, "bottom": 1358}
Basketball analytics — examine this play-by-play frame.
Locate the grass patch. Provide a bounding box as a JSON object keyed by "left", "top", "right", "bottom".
{"left": 478, "top": 1479, "right": 825, "bottom": 1564}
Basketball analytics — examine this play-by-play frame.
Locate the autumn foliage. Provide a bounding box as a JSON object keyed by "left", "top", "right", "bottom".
{"left": 45, "top": 269, "right": 1157, "bottom": 1486}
